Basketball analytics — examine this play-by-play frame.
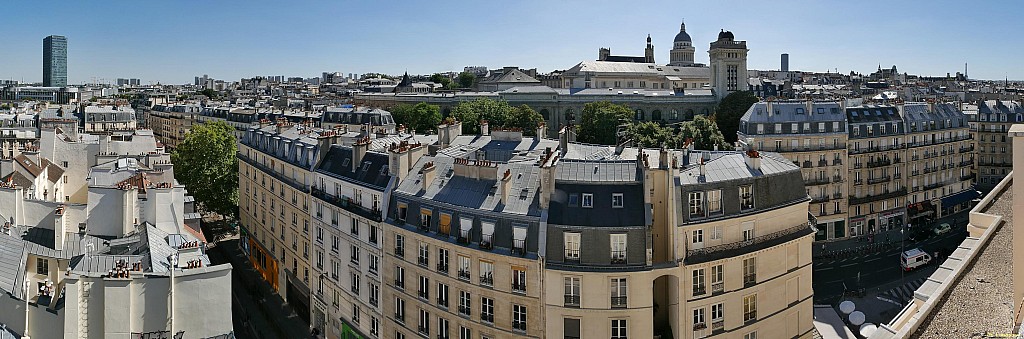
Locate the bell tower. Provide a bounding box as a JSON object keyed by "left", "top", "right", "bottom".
{"left": 645, "top": 34, "right": 655, "bottom": 63}
{"left": 709, "top": 30, "right": 748, "bottom": 100}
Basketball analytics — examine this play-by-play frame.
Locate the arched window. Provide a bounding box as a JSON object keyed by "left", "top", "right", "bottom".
{"left": 565, "top": 108, "right": 575, "bottom": 123}
{"left": 701, "top": 108, "right": 709, "bottom": 115}
{"left": 652, "top": 110, "right": 662, "bottom": 121}
{"left": 635, "top": 109, "right": 645, "bottom": 121}
{"left": 686, "top": 109, "right": 695, "bottom": 120}
{"left": 540, "top": 109, "right": 550, "bottom": 120}
{"left": 672, "top": 109, "right": 679, "bottom": 120}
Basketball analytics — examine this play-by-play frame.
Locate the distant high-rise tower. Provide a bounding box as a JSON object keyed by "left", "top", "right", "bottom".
{"left": 781, "top": 53, "right": 789, "bottom": 72}
{"left": 669, "top": 20, "right": 696, "bottom": 66}
{"left": 709, "top": 30, "right": 748, "bottom": 100}
{"left": 43, "top": 35, "right": 67, "bottom": 87}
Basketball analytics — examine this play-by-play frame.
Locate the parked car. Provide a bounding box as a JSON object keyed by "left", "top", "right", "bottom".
{"left": 933, "top": 223, "right": 951, "bottom": 236}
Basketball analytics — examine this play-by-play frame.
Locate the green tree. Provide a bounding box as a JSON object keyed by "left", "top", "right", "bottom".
{"left": 506, "top": 105, "right": 545, "bottom": 136}
{"left": 429, "top": 73, "right": 453, "bottom": 89}
{"left": 199, "top": 88, "right": 219, "bottom": 99}
{"left": 391, "top": 102, "right": 442, "bottom": 134}
{"left": 625, "top": 121, "right": 678, "bottom": 148}
{"left": 714, "top": 91, "right": 758, "bottom": 143}
{"left": 576, "top": 101, "right": 633, "bottom": 145}
{"left": 171, "top": 121, "right": 238, "bottom": 217}
{"left": 677, "top": 115, "right": 730, "bottom": 151}
{"left": 457, "top": 72, "right": 476, "bottom": 89}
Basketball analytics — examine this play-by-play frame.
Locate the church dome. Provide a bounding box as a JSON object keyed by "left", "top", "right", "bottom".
{"left": 718, "top": 30, "right": 735, "bottom": 40}
{"left": 674, "top": 30, "right": 691, "bottom": 43}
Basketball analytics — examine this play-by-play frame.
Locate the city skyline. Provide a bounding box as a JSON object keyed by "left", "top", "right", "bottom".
{"left": 1, "top": 1, "right": 1021, "bottom": 85}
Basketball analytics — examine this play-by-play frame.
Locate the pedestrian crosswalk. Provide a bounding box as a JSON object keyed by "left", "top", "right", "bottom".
{"left": 878, "top": 277, "right": 926, "bottom": 305}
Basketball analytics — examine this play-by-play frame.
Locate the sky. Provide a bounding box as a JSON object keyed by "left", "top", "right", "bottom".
{"left": 1, "top": 1, "right": 1021, "bottom": 85}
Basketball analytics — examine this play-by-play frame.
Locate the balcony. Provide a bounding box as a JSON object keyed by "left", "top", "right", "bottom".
{"left": 564, "top": 295, "right": 581, "bottom": 307}
{"left": 394, "top": 247, "right": 404, "bottom": 258}
{"left": 960, "top": 159, "right": 974, "bottom": 167}
{"left": 480, "top": 312, "right": 494, "bottom": 323}
{"left": 512, "top": 320, "right": 527, "bottom": 332}
{"left": 848, "top": 188, "right": 907, "bottom": 205}
{"left": 802, "top": 161, "right": 813, "bottom": 169}
{"left": 310, "top": 188, "right": 382, "bottom": 222}
{"left": 810, "top": 195, "right": 830, "bottom": 203}
{"left": 480, "top": 273, "right": 493, "bottom": 286}
{"left": 744, "top": 274, "right": 757, "bottom": 288}
{"left": 417, "top": 256, "right": 428, "bottom": 267}
{"left": 480, "top": 234, "right": 493, "bottom": 250}
{"left": 418, "top": 290, "right": 428, "bottom": 299}
{"left": 611, "top": 251, "right": 627, "bottom": 265}
{"left": 961, "top": 173, "right": 976, "bottom": 181}
{"left": 833, "top": 175, "right": 844, "bottom": 183}
{"left": 512, "top": 239, "right": 527, "bottom": 256}
{"left": 866, "top": 159, "right": 892, "bottom": 168}
{"left": 692, "top": 285, "right": 706, "bottom": 297}
{"left": 804, "top": 177, "right": 830, "bottom": 186}
{"left": 867, "top": 176, "right": 891, "bottom": 184}
{"left": 685, "top": 221, "right": 816, "bottom": 265}
{"left": 924, "top": 182, "right": 944, "bottom": 190}
{"left": 456, "top": 235, "right": 469, "bottom": 244}
{"left": 712, "top": 320, "right": 725, "bottom": 332}
{"left": 512, "top": 282, "right": 527, "bottom": 293}
{"left": 818, "top": 160, "right": 828, "bottom": 167}
{"left": 744, "top": 311, "right": 758, "bottom": 324}
{"left": 564, "top": 249, "right": 581, "bottom": 263}
{"left": 458, "top": 305, "right": 471, "bottom": 316}
{"left": 436, "top": 263, "right": 448, "bottom": 273}
{"left": 960, "top": 146, "right": 975, "bottom": 153}
{"left": 458, "top": 269, "right": 471, "bottom": 280}
{"left": 832, "top": 159, "right": 843, "bottom": 166}
{"left": 395, "top": 313, "right": 404, "bottom": 323}
{"left": 832, "top": 192, "right": 844, "bottom": 200}
{"left": 712, "top": 281, "right": 724, "bottom": 294}
{"left": 394, "top": 279, "right": 404, "bottom": 289}
{"left": 611, "top": 296, "right": 628, "bottom": 308}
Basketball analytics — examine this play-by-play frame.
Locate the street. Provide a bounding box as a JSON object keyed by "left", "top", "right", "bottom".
{"left": 812, "top": 213, "right": 969, "bottom": 306}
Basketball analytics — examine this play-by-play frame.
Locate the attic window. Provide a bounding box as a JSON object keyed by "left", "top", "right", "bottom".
{"left": 341, "top": 158, "right": 350, "bottom": 168}
{"left": 648, "top": 65, "right": 655, "bottom": 69}
{"left": 361, "top": 162, "right": 371, "bottom": 172}
{"left": 519, "top": 188, "right": 529, "bottom": 200}
{"left": 379, "top": 165, "right": 389, "bottom": 176}
{"left": 817, "top": 108, "right": 825, "bottom": 114}
{"left": 795, "top": 108, "right": 804, "bottom": 114}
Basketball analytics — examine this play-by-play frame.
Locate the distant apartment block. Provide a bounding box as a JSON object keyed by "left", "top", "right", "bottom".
{"left": 43, "top": 35, "right": 67, "bottom": 88}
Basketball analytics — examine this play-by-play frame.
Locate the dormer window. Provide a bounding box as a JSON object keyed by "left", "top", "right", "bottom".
{"left": 581, "top": 193, "right": 594, "bottom": 208}
{"left": 611, "top": 193, "right": 624, "bottom": 208}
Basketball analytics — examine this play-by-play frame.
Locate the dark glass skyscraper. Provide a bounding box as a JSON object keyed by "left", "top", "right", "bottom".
{"left": 43, "top": 35, "right": 67, "bottom": 87}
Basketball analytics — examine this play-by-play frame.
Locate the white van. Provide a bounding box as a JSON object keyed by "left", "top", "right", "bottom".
{"left": 901, "top": 248, "right": 932, "bottom": 271}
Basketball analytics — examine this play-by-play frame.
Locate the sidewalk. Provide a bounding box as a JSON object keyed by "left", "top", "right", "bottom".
{"left": 209, "top": 238, "right": 313, "bottom": 339}
{"left": 813, "top": 210, "right": 969, "bottom": 257}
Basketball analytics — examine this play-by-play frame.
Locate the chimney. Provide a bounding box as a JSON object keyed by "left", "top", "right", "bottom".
{"left": 54, "top": 205, "right": 66, "bottom": 251}
{"left": 658, "top": 148, "right": 669, "bottom": 169}
{"left": 699, "top": 157, "right": 706, "bottom": 178}
{"left": 558, "top": 126, "right": 569, "bottom": 155}
{"left": 420, "top": 161, "right": 436, "bottom": 192}
{"left": 746, "top": 150, "right": 761, "bottom": 171}
{"left": 480, "top": 120, "right": 489, "bottom": 136}
{"left": 535, "top": 122, "right": 546, "bottom": 139}
{"left": 352, "top": 136, "right": 370, "bottom": 172}
{"left": 497, "top": 169, "right": 512, "bottom": 206}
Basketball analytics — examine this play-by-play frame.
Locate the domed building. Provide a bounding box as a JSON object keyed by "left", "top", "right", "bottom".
{"left": 668, "top": 20, "right": 698, "bottom": 66}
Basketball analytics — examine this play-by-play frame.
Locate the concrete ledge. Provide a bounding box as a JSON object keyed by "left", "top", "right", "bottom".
{"left": 870, "top": 173, "right": 1012, "bottom": 338}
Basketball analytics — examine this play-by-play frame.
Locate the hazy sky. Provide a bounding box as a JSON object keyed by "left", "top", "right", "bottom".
{"left": 1, "top": 1, "right": 1019, "bottom": 85}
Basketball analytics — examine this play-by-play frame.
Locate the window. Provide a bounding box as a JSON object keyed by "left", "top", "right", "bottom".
{"left": 458, "top": 256, "right": 471, "bottom": 280}
{"left": 459, "top": 326, "right": 471, "bottom": 339}
{"left": 740, "top": 185, "right": 754, "bottom": 209}
{"left": 711, "top": 303, "right": 724, "bottom": 330}
{"left": 420, "top": 209, "right": 432, "bottom": 230}
{"left": 419, "top": 275, "right": 430, "bottom": 300}
{"left": 437, "top": 248, "right": 449, "bottom": 273}
{"left": 611, "top": 193, "right": 624, "bottom": 208}
{"left": 371, "top": 316, "right": 379, "bottom": 336}
{"left": 743, "top": 258, "right": 757, "bottom": 285}
{"left": 395, "top": 297, "right": 406, "bottom": 322}
{"left": 743, "top": 294, "right": 758, "bottom": 322}
{"left": 611, "top": 319, "right": 627, "bottom": 339}
{"left": 707, "top": 190, "right": 721, "bottom": 214}
{"left": 350, "top": 245, "right": 360, "bottom": 264}
{"left": 394, "top": 234, "right": 405, "bottom": 257}
{"left": 439, "top": 213, "right": 452, "bottom": 235}
{"left": 512, "top": 267, "right": 527, "bottom": 293}
{"left": 369, "top": 226, "right": 378, "bottom": 245}
{"left": 352, "top": 303, "right": 360, "bottom": 324}
{"left": 418, "top": 309, "right": 430, "bottom": 335}
{"left": 564, "top": 276, "right": 581, "bottom": 306}
{"left": 711, "top": 264, "right": 724, "bottom": 293}
{"left": 693, "top": 307, "right": 706, "bottom": 329}
{"left": 490, "top": 304, "right": 522, "bottom": 335}
{"left": 351, "top": 272, "right": 360, "bottom": 295}
{"left": 479, "top": 261, "right": 494, "bottom": 286}
{"left": 418, "top": 243, "right": 429, "bottom": 267}
{"left": 369, "top": 282, "right": 379, "bottom": 307}
{"left": 610, "top": 234, "right": 626, "bottom": 264}
{"left": 316, "top": 226, "right": 323, "bottom": 242}
{"left": 316, "top": 251, "right": 323, "bottom": 270}
{"left": 611, "top": 278, "right": 627, "bottom": 308}
{"left": 438, "top": 317, "right": 450, "bottom": 339}
{"left": 437, "top": 282, "right": 449, "bottom": 307}
{"left": 481, "top": 297, "right": 494, "bottom": 323}
{"left": 564, "top": 232, "right": 581, "bottom": 261}
{"left": 688, "top": 191, "right": 704, "bottom": 217}
{"left": 331, "top": 260, "right": 339, "bottom": 280}
{"left": 581, "top": 193, "right": 594, "bottom": 208}
{"left": 459, "top": 290, "right": 471, "bottom": 316}
{"left": 692, "top": 268, "right": 706, "bottom": 296}
{"left": 395, "top": 266, "right": 405, "bottom": 289}
{"left": 397, "top": 203, "right": 408, "bottom": 222}
{"left": 369, "top": 255, "right": 379, "bottom": 275}
{"left": 691, "top": 229, "right": 703, "bottom": 245}
{"left": 36, "top": 258, "right": 48, "bottom": 275}
{"left": 331, "top": 235, "right": 340, "bottom": 252}
{"left": 744, "top": 332, "right": 757, "bottom": 339}
{"left": 568, "top": 194, "right": 579, "bottom": 206}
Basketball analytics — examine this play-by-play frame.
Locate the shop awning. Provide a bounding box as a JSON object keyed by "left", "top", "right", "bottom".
{"left": 941, "top": 189, "right": 979, "bottom": 207}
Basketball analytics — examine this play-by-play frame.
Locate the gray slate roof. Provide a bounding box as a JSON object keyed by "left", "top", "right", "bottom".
{"left": 555, "top": 159, "right": 640, "bottom": 183}
{"left": 0, "top": 234, "right": 26, "bottom": 298}
{"left": 395, "top": 157, "right": 543, "bottom": 217}
{"left": 678, "top": 151, "right": 797, "bottom": 185}
{"left": 316, "top": 147, "right": 392, "bottom": 190}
